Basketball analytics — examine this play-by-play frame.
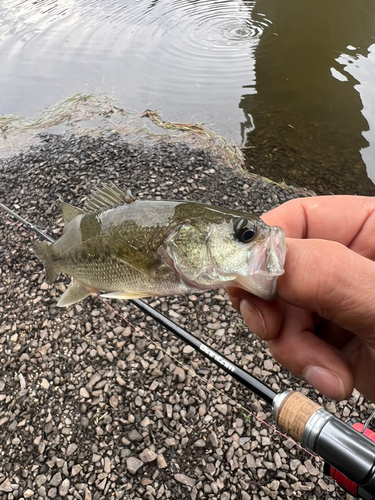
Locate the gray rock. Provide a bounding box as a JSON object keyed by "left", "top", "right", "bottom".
{"left": 67, "top": 443, "right": 78, "bottom": 456}
{"left": 109, "top": 395, "right": 118, "bottom": 408}
{"left": 59, "top": 478, "right": 70, "bottom": 497}
{"left": 215, "top": 404, "right": 227, "bottom": 415}
{"left": 290, "top": 459, "right": 301, "bottom": 470}
{"left": 40, "top": 378, "right": 50, "bottom": 390}
{"left": 128, "top": 429, "right": 143, "bottom": 442}
{"left": 174, "top": 474, "right": 196, "bottom": 487}
{"left": 35, "top": 475, "right": 47, "bottom": 487}
{"left": 257, "top": 468, "right": 267, "bottom": 479}
{"left": 49, "top": 472, "right": 62, "bottom": 487}
{"left": 157, "top": 454, "right": 168, "bottom": 468}
{"left": 103, "top": 456, "right": 111, "bottom": 473}
{"left": 139, "top": 449, "right": 157, "bottom": 462}
{"left": 0, "top": 479, "right": 13, "bottom": 492}
{"left": 245, "top": 454, "right": 256, "bottom": 468}
{"left": 194, "top": 439, "right": 206, "bottom": 448}
{"left": 19, "top": 373, "right": 26, "bottom": 389}
{"left": 47, "top": 487, "right": 57, "bottom": 498}
{"left": 268, "top": 480, "right": 280, "bottom": 491}
{"left": 209, "top": 432, "right": 219, "bottom": 447}
{"left": 126, "top": 457, "right": 143, "bottom": 474}
{"left": 304, "top": 459, "right": 320, "bottom": 475}
{"left": 71, "top": 464, "right": 82, "bottom": 476}
{"left": 97, "top": 478, "right": 107, "bottom": 490}
{"left": 318, "top": 478, "right": 330, "bottom": 491}
{"left": 80, "top": 387, "right": 90, "bottom": 398}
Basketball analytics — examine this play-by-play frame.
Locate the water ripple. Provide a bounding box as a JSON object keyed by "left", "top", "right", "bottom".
{"left": 0, "top": 0, "right": 270, "bottom": 130}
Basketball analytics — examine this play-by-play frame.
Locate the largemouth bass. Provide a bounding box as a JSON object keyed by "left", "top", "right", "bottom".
{"left": 34, "top": 183, "right": 286, "bottom": 307}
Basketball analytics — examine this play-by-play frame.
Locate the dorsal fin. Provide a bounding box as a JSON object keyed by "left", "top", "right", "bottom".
{"left": 60, "top": 200, "right": 84, "bottom": 226}
{"left": 84, "top": 183, "right": 136, "bottom": 212}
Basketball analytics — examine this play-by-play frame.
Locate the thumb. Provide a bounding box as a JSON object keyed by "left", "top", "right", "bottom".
{"left": 278, "top": 238, "right": 375, "bottom": 345}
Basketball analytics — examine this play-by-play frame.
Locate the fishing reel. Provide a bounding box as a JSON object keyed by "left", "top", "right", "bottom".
{"left": 324, "top": 413, "right": 375, "bottom": 500}
{"left": 273, "top": 391, "right": 375, "bottom": 500}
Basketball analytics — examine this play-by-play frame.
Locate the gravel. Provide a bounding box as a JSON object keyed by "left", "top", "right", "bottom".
{"left": 0, "top": 131, "right": 374, "bottom": 500}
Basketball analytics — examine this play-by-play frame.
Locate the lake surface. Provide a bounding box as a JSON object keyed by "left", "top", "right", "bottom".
{"left": 1, "top": 0, "right": 375, "bottom": 194}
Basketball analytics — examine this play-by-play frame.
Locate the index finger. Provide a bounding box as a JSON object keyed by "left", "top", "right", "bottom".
{"left": 261, "top": 196, "right": 375, "bottom": 257}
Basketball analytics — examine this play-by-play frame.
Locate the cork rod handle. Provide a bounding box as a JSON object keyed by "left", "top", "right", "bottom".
{"left": 275, "top": 391, "right": 321, "bottom": 442}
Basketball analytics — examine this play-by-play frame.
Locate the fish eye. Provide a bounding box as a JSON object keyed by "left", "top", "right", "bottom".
{"left": 233, "top": 219, "right": 257, "bottom": 244}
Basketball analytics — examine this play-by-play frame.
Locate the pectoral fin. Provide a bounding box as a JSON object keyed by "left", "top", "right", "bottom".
{"left": 57, "top": 279, "right": 97, "bottom": 307}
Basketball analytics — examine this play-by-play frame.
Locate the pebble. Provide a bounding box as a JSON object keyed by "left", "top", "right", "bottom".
{"left": 36, "top": 475, "right": 47, "bottom": 487}
{"left": 71, "top": 464, "right": 82, "bottom": 476}
{"left": 215, "top": 404, "right": 227, "bottom": 415}
{"left": 157, "top": 454, "right": 168, "bottom": 468}
{"left": 246, "top": 454, "right": 256, "bottom": 468}
{"left": 268, "top": 480, "right": 280, "bottom": 491}
{"left": 174, "top": 474, "right": 196, "bottom": 487}
{"left": 139, "top": 449, "right": 157, "bottom": 462}
{"left": 263, "top": 359, "right": 274, "bottom": 370}
{"left": 48, "top": 487, "right": 57, "bottom": 498}
{"left": 209, "top": 432, "right": 219, "bottom": 447}
{"left": 49, "top": 472, "right": 62, "bottom": 487}
{"left": 126, "top": 457, "right": 143, "bottom": 474}
{"left": 305, "top": 460, "right": 320, "bottom": 476}
{"left": 59, "top": 478, "right": 70, "bottom": 496}
{"left": 169, "top": 310, "right": 180, "bottom": 318}
{"left": 128, "top": 429, "right": 143, "bottom": 442}
{"left": 318, "top": 478, "right": 330, "bottom": 491}
{"left": 109, "top": 395, "right": 119, "bottom": 407}
{"left": 194, "top": 439, "right": 206, "bottom": 447}
{"left": 67, "top": 443, "right": 78, "bottom": 456}
{"left": 19, "top": 373, "right": 26, "bottom": 389}
{"left": 40, "top": 378, "right": 50, "bottom": 390}
{"left": 80, "top": 387, "right": 90, "bottom": 398}
{"left": 104, "top": 456, "right": 111, "bottom": 473}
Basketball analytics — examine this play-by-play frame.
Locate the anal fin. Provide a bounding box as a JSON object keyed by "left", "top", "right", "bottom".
{"left": 57, "top": 279, "right": 97, "bottom": 307}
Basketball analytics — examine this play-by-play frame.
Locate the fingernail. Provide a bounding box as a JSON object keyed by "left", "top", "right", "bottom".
{"left": 303, "top": 366, "right": 346, "bottom": 400}
{"left": 239, "top": 299, "right": 267, "bottom": 339}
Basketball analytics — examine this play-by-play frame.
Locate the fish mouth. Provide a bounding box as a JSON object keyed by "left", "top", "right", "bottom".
{"left": 264, "top": 226, "right": 286, "bottom": 277}
{"left": 234, "top": 226, "right": 286, "bottom": 300}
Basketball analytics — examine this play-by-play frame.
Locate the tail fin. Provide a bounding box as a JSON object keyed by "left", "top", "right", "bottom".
{"left": 33, "top": 241, "right": 60, "bottom": 283}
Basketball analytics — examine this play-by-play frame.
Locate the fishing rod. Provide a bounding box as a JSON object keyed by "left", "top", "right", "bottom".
{"left": 1, "top": 202, "right": 375, "bottom": 499}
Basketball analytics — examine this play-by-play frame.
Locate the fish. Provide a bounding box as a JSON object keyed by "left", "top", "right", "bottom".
{"left": 33, "top": 183, "right": 286, "bottom": 307}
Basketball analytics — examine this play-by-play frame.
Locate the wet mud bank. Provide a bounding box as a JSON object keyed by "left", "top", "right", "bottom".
{"left": 0, "top": 132, "right": 372, "bottom": 500}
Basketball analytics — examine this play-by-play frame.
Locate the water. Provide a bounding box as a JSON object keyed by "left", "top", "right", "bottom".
{"left": 0, "top": 0, "right": 374, "bottom": 194}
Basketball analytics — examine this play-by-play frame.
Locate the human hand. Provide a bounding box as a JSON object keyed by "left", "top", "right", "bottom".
{"left": 227, "top": 196, "right": 375, "bottom": 402}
